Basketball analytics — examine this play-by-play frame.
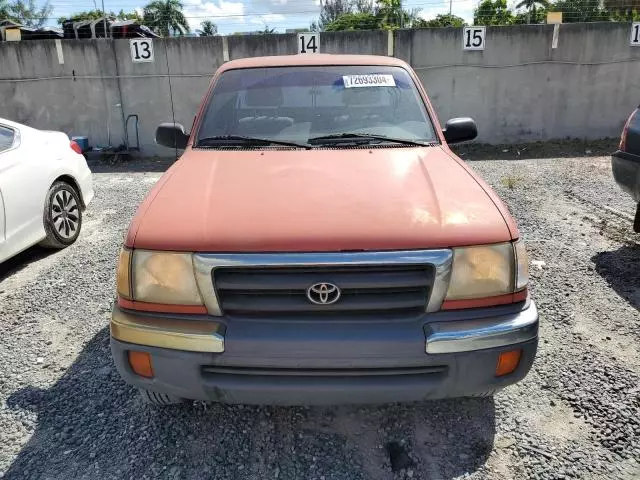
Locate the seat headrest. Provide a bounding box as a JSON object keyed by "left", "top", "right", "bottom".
{"left": 244, "top": 86, "right": 284, "bottom": 107}
{"left": 342, "top": 87, "right": 383, "bottom": 106}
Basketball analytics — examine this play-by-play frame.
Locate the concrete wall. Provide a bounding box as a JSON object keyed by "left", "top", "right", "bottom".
{"left": 1, "top": 23, "right": 639, "bottom": 155}
{"left": 396, "top": 23, "right": 640, "bottom": 143}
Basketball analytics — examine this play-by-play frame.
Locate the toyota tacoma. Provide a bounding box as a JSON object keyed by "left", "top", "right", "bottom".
{"left": 111, "top": 54, "right": 539, "bottom": 406}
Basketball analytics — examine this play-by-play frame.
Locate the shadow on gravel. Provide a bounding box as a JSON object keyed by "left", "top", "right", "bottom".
{"left": 452, "top": 138, "right": 618, "bottom": 161}
{"left": 5, "top": 328, "right": 495, "bottom": 479}
{"left": 0, "top": 246, "right": 57, "bottom": 283}
{"left": 87, "top": 157, "right": 174, "bottom": 173}
{"left": 592, "top": 244, "right": 640, "bottom": 311}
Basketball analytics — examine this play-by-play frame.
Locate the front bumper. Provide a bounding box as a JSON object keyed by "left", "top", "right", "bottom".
{"left": 110, "top": 300, "right": 539, "bottom": 405}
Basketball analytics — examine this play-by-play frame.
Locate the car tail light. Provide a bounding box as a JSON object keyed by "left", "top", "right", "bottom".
{"left": 620, "top": 109, "right": 638, "bottom": 151}
{"left": 70, "top": 140, "right": 83, "bottom": 154}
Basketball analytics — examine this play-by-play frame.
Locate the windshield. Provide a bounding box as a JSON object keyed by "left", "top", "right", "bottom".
{"left": 196, "top": 65, "right": 438, "bottom": 147}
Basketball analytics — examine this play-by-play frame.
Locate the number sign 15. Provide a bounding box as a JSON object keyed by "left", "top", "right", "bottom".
{"left": 463, "top": 27, "right": 486, "bottom": 51}
{"left": 130, "top": 39, "right": 154, "bottom": 63}
{"left": 298, "top": 33, "right": 320, "bottom": 54}
{"left": 631, "top": 23, "right": 640, "bottom": 46}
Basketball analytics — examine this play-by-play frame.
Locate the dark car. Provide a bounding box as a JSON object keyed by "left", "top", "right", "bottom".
{"left": 612, "top": 106, "right": 640, "bottom": 232}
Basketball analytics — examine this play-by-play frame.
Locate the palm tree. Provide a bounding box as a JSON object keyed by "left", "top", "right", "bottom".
{"left": 198, "top": 19, "right": 217, "bottom": 36}
{"left": 378, "top": 0, "right": 403, "bottom": 28}
{"left": 376, "top": 0, "right": 420, "bottom": 28}
{"left": 143, "top": 0, "right": 189, "bottom": 37}
{"left": 515, "top": 0, "right": 549, "bottom": 23}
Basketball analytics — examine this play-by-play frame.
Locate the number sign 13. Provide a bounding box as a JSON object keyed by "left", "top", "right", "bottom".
{"left": 130, "top": 39, "right": 154, "bottom": 63}
{"left": 463, "top": 27, "right": 485, "bottom": 51}
{"left": 298, "top": 33, "right": 320, "bottom": 54}
{"left": 631, "top": 23, "right": 640, "bottom": 46}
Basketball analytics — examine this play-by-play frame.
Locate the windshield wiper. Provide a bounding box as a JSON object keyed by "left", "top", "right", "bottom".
{"left": 308, "top": 133, "right": 434, "bottom": 147}
{"left": 197, "top": 135, "right": 311, "bottom": 149}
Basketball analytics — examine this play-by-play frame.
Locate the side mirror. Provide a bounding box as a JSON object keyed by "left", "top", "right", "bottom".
{"left": 443, "top": 118, "right": 477, "bottom": 144}
{"left": 155, "top": 123, "right": 189, "bottom": 149}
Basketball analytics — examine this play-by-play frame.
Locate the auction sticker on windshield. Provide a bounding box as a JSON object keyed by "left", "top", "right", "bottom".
{"left": 343, "top": 74, "right": 396, "bottom": 88}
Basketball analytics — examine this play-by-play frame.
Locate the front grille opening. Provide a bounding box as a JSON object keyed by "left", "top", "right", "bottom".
{"left": 214, "top": 264, "right": 435, "bottom": 319}
{"left": 202, "top": 365, "right": 448, "bottom": 377}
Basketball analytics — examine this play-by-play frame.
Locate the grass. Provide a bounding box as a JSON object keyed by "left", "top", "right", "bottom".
{"left": 501, "top": 175, "right": 524, "bottom": 190}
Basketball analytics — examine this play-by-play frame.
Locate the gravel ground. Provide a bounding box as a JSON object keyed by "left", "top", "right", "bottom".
{"left": 0, "top": 152, "right": 638, "bottom": 480}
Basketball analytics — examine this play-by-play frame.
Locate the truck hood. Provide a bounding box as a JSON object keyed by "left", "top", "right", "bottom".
{"left": 128, "top": 147, "right": 514, "bottom": 252}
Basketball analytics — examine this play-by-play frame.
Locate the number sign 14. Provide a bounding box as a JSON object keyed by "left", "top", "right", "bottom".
{"left": 130, "top": 39, "right": 154, "bottom": 63}
{"left": 631, "top": 23, "right": 640, "bottom": 46}
{"left": 298, "top": 33, "right": 320, "bottom": 54}
{"left": 463, "top": 27, "right": 486, "bottom": 51}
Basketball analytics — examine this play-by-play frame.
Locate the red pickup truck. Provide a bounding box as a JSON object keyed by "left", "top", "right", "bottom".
{"left": 111, "top": 54, "right": 538, "bottom": 406}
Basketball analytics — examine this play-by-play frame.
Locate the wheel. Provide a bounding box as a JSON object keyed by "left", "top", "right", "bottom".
{"left": 138, "top": 388, "right": 184, "bottom": 406}
{"left": 40, "top": 181, "right": 82, "bottom": 249}
{"left": 634, "top": 203, "right": 640, "bottom": 233}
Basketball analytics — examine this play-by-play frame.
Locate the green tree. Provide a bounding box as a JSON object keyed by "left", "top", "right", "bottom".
{"left": 473, "top": 0, "right": 514, "bottom": 25}
{"left": 198, "top": 19, "right": 217, "bottom": 36}
{"left": 515, "top": 0, "right": 549, "bottom": 23}
{"left": 316, "top": 0, "right": 421, "bottom": 31}
{"left": 325, "top": 11, "right": 380, "bottom": 30}
{"left": 116, "top": 9, "right": 142, "bottom": 21}
{"left": 377, "top": 0, "right": 403, "bottom": 28}
{"left": 604, "top": 0, "right": 640, "bottom": 19}
{"left": 1, "top": 0, "right": 11, "bottom": 19}
{"left": 318, "top": 0, "right": 352, "bottom": 30}
{"left": 513, "top": 6, "right": 547, "bottom": 23}
{"left": 376, "top": 0, "right": 423, "bottom": 28}
{"left": 260, "top": 25, "right": 276, "bottom": 34}
{"left": 143, "top": 0, "right": 189, "bottom": 36}
{"left": 549, "top": 0, "right": 609, "bottom": 22}
{"left": 414, "top": 13, "right": 466, "bottom": 27}
{"left": 609, "top": 8, "right": 640, "bottom": 20}
{"left": 58, "top": 9, "right": 141, "bottom": 25}
{"left": 8, "top": 0, "right": 52, "bottom": 27}
{"left": 58, "top": 9, "right": 103, "bottom": 24}
{"left": 353, "top": 0, "right": 376, "bottom": 13}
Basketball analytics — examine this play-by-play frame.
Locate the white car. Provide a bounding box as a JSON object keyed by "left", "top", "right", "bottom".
{"left": 0, "top": 118, "right": 94, "bottom": 263}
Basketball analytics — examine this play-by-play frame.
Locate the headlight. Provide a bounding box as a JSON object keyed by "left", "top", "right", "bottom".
{"left": 514, "top": 239, "right": 529, "bottom": 291}
{"left": 445, "top": 243, "right": 515, "bottom": 300}
{"left": 117, "top": 249, "right": 204, "bottom": 305}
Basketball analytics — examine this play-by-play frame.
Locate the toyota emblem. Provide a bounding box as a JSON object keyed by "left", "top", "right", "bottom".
{"left": 306, "top": 282, "right": 341, "bottom": 305}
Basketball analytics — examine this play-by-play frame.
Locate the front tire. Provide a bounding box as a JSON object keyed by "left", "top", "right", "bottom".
{"left": 634, "top": 203, "right": 640, "bottom": 233}
{"left": 40, "top": 181, "right": 82, "bottom": 249}
{"left": 138, "top": 388, "right": 184, "bottom": 406}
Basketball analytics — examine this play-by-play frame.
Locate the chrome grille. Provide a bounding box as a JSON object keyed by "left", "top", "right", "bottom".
{"left": 214, "top": 265, "right": 435, "bottom": 317}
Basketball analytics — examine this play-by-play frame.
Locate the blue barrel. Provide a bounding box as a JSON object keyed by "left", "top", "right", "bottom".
{"left": 71, "top": 136, "right": 89, "bottom": 152}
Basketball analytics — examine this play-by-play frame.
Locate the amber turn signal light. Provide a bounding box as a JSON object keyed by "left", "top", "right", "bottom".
{"left": 496, "top": 350, "right": 522, "bottom": 377}
{"left": 128, "top": 350, "right": 154, "bottom": 378}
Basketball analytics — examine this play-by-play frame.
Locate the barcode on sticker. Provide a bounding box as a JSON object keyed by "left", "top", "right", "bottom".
{"left": 343, "top": 74, "right": 396, "bottom": 88}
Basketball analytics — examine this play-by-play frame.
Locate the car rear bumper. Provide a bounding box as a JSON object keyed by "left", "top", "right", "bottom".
{"left": 78, "top": 166, "right": 94, "bottom": 208}
{"left": 110, "top": 300, "right": 539, "bottom": 405}
{"left": 612, "top": 150, "right": 640, "bottom": 203}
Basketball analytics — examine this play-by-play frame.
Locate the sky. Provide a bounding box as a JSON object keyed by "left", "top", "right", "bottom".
{"left": 46, "top": 0, "right": 478, "bottom": 34}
